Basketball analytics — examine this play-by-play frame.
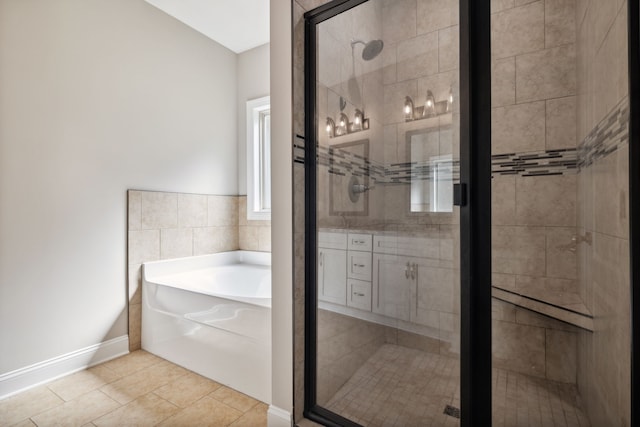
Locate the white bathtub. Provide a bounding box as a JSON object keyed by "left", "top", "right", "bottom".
{"left": 141, "top": 250, "right": 271, "bottom": 403}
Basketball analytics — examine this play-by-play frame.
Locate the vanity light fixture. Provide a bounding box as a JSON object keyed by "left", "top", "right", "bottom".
{"left": 326, "top": 117, "right": 336, "bottom": 137}
{"left": 353, "top": 109, "right": 364, "bottom": 131}
{"left": 403, "top": 87, "right": 454, "bottom": 122}
{"left": 404, "top": 96, "right": 414, "bottom": 120}
{"left": 337, "top": 112, "right": 350, "bottom": 136}
{"left": 423, "top": 90, "right": 436, "bottom": 117}
{"left": 326, "top": 109, "right": 369, "bottom": 138}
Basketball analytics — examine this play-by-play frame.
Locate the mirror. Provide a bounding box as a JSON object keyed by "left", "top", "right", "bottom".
{"left": 407, "top": 127, "right": 453, "bottom": 213}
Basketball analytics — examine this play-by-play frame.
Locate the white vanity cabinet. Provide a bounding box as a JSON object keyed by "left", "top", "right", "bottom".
{"left": 371, "top": 235, "right": 449, "bottom": 325}
{"left": 372, "top": 253, "right": 412, "bottom": 321}
{"left": 345, "top": 233, "right": 373, "bottom": 311}
{"left": 317, "top": 232, "right": 347, "bottom": 305}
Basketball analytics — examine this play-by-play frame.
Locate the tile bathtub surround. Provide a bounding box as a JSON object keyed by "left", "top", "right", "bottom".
{"left": 0, "top": 350, "right": 267, "bottom": 427}
{"left": 127, "top": 190, "right": 244, "bottom": 351}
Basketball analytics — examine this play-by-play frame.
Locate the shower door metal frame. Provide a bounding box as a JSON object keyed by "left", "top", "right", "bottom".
{"left": 303, "top": 0, "right": 493, "bottom": 425}
{"left": 628, "top": 0, "right": 640, "bottom": 424}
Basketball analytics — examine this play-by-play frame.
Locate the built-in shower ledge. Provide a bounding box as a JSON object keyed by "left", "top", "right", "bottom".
{"left": 492, "top": 286, "right": 594, "bottom": 332}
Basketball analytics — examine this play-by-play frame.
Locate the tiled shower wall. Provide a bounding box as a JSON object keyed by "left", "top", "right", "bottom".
{"left": 575, "top": 1, "right": 630, "bottom": 425}
{"left": 293, "top": 0, "right": 582, "bottom": 422}
{"left": 127, "top": 191, "right": 270, "bottom": 351}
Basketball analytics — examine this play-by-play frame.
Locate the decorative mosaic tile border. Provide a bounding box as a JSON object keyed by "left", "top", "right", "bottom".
{"left": 491, "top": 149, "right": 578, "bottom": 177}
{"left": 296, "top": 135, "right": 578, "bottom": 181}
{"left": 578, "top": 96, "right": 629, "bottom": 168}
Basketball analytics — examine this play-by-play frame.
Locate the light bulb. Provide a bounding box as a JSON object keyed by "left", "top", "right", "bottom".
{"left": 404, "top": 104, "right": 411, "bottom": 115}
{"left": 326, "top": 123, "right": 332, "bottom": 132}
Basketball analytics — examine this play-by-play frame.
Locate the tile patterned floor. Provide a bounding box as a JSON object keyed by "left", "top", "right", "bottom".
{"left": 325, "top": 344, "right": 591, "bottom": 427}
{"left": 0, "top": 350, "right": 267, "bottom": 427}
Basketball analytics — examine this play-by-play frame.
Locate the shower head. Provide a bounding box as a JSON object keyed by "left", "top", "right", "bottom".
{"left": 351, "top": 39, "right": 384, "bottom": 60}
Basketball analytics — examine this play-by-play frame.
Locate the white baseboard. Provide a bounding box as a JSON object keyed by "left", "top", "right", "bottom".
{"left": 267, "top": 405, "right": 292, "bottom": 427}
{"left": 0, "top": 336, "right": 129, "bottom": 400}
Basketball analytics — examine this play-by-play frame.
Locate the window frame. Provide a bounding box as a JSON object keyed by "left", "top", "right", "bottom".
{"left": 246, "top": 95, "right": 271, "bottom": 220}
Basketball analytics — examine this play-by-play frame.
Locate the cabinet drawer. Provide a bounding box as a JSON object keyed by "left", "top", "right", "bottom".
{"left": 348, "top": 251, "right": 372, "bottom": 281}
{"left": 318, "top": 231, "right": 347, "bottom": 250}
{"left": 348, "top": 233, "right": 372, "bottom": 251}
{"left": 347, "top": 279, "right": 372, "bottom": 311}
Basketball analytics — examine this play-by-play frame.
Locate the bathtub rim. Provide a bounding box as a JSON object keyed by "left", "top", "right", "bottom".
{"left": 142, "top": 250, "right": 272, "bottom": 308}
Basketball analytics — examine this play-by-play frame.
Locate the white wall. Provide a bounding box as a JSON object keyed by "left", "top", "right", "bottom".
{"left": 269, "top": 0, "right": 293, "bottom": 422}
{"left": 237, "top": 43, "right": 270, "bottom": 195}
{"left": 0, "top": 0, "right": 238, "bottom": 374}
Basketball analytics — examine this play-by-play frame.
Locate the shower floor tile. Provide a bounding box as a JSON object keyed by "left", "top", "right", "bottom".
{"left": 324, "top": 344, "right": 590, "bottom": 427}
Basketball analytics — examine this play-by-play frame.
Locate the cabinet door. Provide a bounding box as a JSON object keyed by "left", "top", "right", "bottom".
{"left": 372, "top": 254, "right": 411, "bottom": 321}
{"left": 318, "top": 248, "right": 347, "bottom": 305}
{"left": 409, "top": 257, "right": 455, "bottom": 330}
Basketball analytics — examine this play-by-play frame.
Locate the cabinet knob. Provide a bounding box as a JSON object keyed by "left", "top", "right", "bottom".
{"left": 353, "top": 292, "right": 365, "bottom": 297}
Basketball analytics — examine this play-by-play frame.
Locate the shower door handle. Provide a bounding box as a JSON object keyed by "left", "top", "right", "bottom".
{"left": 453, "top": 183, "right": 467, "bottom": 206}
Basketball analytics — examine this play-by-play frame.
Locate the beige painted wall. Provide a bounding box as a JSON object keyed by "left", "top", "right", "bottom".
{"left": 0, "top": 0, "right": 238, "bottom": 374}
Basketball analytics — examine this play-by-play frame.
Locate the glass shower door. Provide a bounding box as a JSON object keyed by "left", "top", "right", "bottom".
{"left": 308, "top": 0, "right": 464, "bottom": 424}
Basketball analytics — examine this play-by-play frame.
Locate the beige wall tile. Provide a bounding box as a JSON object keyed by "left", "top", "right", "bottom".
{"left": 258, "top": 226, "right": 271, "bottom": 252}
{"left": 383, "top": 79, "right": 418, "bottom": 125}
{"left": 546, "top": 227, "right": 578, "bottom": 279}
{"left": 416, "top": 0, "right": 458, "bottom": 35}
{"left": 178, "top": 193, "right": 207, "bottom": 228}
{"left": 546, "top": 96, "right": 577, "bottom": 150}
{"left": 382, "top": 43, "right": 397, "bottom": 84}
{"left": 193, "top": 227, "right": 239, "bottom": 255}
{"left": 0, "top": 386, "right": 63, "bottom": 426}
{"left": 546, "top": 329, "right": 577, "bottom": 383}
{"left": 491, "top": 0, "right": 515, "bottom": 13}
{"left": 491, "top": 57, "right": 516, "bottom": 107}
{"left": 128, "top": 230, "right": 160, "bottom": 265}
{"left": 514, "top": 306, "right": 577, "bottom": 331}
{"left": 93, "top": 393, "right": 179, "bottom": 426}
{"left": 492, "top": 320, "right": 546, "bottom": 378}
{"left": 208, "top": 196, "right": 238, "bottom": 227}
{"left": 492, "top": 175, "right": 516, "bottom": 225}
{"left": 593, "top": 147, "right": 629, "bottom": 239}
{"left": 492, "top": 273, "right": 516, "bottom": 290}
{"left": 492, "top": 101, "right": 545, "bottom": 154}
{"left": 438, "top": 26, "right": 459, "bottom": 72}
{"left": 382, "top": 0, "right": 417, "bottom": 45}
{"left": 396, "top": 32, "right": 439, "bottom": 82}
{"left": 515, "top": 174, "right": 577, "bottom": 227}
{"left": 516, "top": 44, "right": 576, "bottom": 102}
{"left": 141, "top": 192, "right": 177, "bottom": 229}
{"left": 492, "top": 299, "right": 517, "bottom": 322}
{"left": 128, "top": 191, "right": 142, "bottom": 231}
{"left": 128, "top": 303, "right": 141, "bottom": 351}
{"left": 31, "top": 390, "right": 119, "bottom": 427}
{"left": 545, "top": 0, "right": 576, "bottom": 48}
{"left": 491, "top": 1, "right": 544, "bottom": 59}
{"left": 160, "top": 228, "right": 193, "bottom": 260}
{"left": 239, "top": 226, "right": 259, "bottom": 251}
{"left": 128, "top": 264, "right": 141, "bottom": 304}
{"left": 492, "top": 226, "right": 546, "bottom": 275}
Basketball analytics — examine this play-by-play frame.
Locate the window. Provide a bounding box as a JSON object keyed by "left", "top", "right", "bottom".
{"left": 246, "top": 96, "right": 271, "bottom": 220}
